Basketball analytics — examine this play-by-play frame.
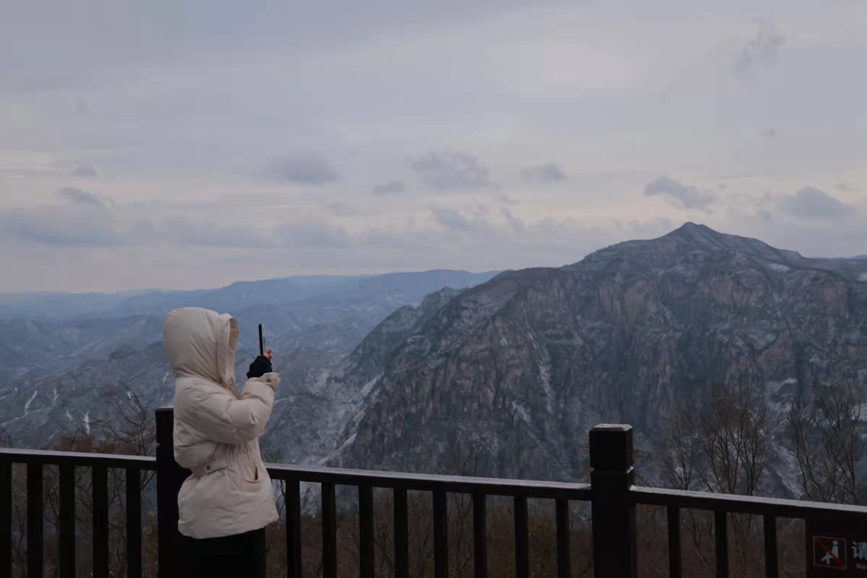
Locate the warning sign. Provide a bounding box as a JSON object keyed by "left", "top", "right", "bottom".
{"left": 814, "top": 536, "right": 847, "bottom": 569}
{"left": 807, "top": 520, "right": 867, "bottom": 577}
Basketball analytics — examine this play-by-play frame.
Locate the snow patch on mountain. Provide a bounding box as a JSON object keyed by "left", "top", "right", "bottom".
{"left": 24, "top": 391, "right": 38, "bottom": 414}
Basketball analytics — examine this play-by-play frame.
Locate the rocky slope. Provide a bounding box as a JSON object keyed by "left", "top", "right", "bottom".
{"left": 315, "top": 224, "right": 867, "bottom": 483}
{"left": 0, "top": 272, "right": 495, "bottom": 445}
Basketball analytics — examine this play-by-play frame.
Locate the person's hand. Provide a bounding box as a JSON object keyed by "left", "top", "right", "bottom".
{"left": 247, "top": 352, "right": 274, "bottom": 379}
{"left": 264, "top": 348, "right": 273, "bottom": 360}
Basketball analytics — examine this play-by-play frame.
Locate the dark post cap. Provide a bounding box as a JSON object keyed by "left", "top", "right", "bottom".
{"left": 589, "top": 424, "right": 634, "bottom": 471}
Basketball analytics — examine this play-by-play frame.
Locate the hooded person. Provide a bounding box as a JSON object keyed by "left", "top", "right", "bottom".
{"left": 163, "top": 307, "right": 280, "bottom": 578}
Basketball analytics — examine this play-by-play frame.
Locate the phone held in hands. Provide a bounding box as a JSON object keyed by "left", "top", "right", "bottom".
{"left": 258, "top": 324, "right": 266, "bottom": 357}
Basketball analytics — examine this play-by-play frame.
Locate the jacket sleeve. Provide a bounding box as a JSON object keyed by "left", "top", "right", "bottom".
{"left": 185, "top": 373, "right": 281, "bottom": 445}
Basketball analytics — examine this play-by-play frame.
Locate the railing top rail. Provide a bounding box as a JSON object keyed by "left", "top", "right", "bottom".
{"left": 266, "top": 462, "right": 593, "bottom": 500}
{"left": 631, "top": 486, "right": 867, "bottom": 521}
{"left": 0, "top": 447, "right": 156, "bottom": 470}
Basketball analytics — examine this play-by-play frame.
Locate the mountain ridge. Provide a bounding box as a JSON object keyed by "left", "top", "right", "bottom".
{"left": 305, "top": 224, "right": 867, "bottom": 485}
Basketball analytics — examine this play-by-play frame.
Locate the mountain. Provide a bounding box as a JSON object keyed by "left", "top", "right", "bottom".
{"left": 0, "top": 270, "right": 498, "bottom": 379}
{"left": 280, "top": 223, "right": 867, "bottom": 484}
{"left": 5, "top": 225, "right": 866, "bottom": 489}
{"left": 0, "top": 271, "right": 500, "bottom": 322}
{"left": 0, "top": 270, "right": 498, "bottom": 443}
{"left": 0, "top": 316, "right": 164, "bottom": 383}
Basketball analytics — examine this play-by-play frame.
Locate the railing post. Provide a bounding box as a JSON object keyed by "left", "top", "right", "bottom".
{"left": 590, "top": 424, "right": 637, "bottom": 578}
{"left": 156, "top": 407, "right": 189, "bottom": 578}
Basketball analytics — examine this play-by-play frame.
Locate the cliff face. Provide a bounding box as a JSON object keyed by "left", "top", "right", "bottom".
{"left": 322, "top": 224, "right": 867, "bottom": 482}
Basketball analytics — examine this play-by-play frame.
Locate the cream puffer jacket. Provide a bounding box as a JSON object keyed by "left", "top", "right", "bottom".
{"left": 164, "top": 307, "right": 280, "bottom": 539}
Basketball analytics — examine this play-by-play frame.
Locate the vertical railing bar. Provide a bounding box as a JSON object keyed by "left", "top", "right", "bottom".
{"left": 472, "top": 493, "right": 487, "bottom": 578}
{"left": 322, "top": 482, "right": 337, "bottom": 578}
{"left": 763, "top": 514, "right": 778, "bottom": 578}
{"left": 715, "top": 510, "right": 729, "bottom": 578}
{"left": 667, "top": 506, "right": 682, "bottom": 578}
{"left": 0, "top": 461, "right": 10, "bottom": 576}
{"left": 433, "top": 489, "right": 449, "bottom": 578}
{"left": 393, "top": 487, "right": 409, "bottom": 578}
{"left": 27, "top": 463, "right": 44, "bottom": 578}
{"left": 59, "top": 463, "right": 76, "bottom": 578}
{"left": 555, "top": 498, "right": 571, "bottom": 578}
{"left": 126, "top": 468, "right": 142, "bottom": 578}
{"left": 93, "top": 464, "right": 110, "bottom": 578}
{"left": 286, "top": 480, "right": 302, "bottom": 578}
{"left": 514, "top": 496, "right": 530, "bottom": 578}
{"left": 359, "top": 483, "right": 375, "bottom": 577}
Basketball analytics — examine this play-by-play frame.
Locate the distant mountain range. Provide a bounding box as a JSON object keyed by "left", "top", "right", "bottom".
{"left": 0, "top": 270, "right": 498, "bottom": 443}
{"left": 2, "top": 226, "right": 866, "bottom": 492}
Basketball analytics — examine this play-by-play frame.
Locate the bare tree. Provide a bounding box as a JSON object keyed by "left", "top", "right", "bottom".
{"left": 787, "top": 379, "right": 867, "bottom": 505}
{"left": 658, "top": 383, "right": 774, "bottom": 577}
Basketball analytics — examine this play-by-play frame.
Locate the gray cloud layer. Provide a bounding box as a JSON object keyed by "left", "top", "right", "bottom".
{"left": 70, "top": 164, "right": 98, "bottom": 179}
{"left": 778, "top": 186, "right": 853, "bottom": 219}
{"left": 371, "top": 180, "right": 407, "bottom": 195}
{"left": 260, "top": 152, "right": 339, "bottom": 185}
{"left": 409, "top": 151, "right": 495, "bottom": 192}
{"left": 733, "top": 19, "right": 785, "bottom": 75}
{"left": 521, "top": 163, "right": 567, "bottom": 184}
{"left": 644, "top": 177, "right": 718, "bottom": 212}
{"left": 57, "top": 186, "right": 110, "bottom": 208}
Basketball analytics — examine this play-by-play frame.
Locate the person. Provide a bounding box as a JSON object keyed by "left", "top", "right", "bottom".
{"left": 163, "top": 307, "right": 281, "bottom": 578}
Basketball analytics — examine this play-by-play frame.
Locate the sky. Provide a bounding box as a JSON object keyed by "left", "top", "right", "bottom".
{"left": 0, "top": 0, "right": 865, "bottom": 293}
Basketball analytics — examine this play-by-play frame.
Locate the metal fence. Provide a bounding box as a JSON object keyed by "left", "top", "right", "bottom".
{"left": 2, "top": 409, "right": 867, "bottom": 577}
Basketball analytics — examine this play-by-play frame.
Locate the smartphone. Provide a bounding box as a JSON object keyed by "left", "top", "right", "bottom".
{"left": 258, "top": 324, "right": 266, "bottom": 357}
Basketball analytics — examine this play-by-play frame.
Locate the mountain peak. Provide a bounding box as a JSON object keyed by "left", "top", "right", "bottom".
{"left": 655, "top": 222, "right": 797, "bottom": 261}
{"left": 665, "top": 222, "right": 724, "bottom": 243}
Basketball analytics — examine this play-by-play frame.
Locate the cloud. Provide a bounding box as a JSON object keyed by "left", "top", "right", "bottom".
{"left": 778, "top": 186, "right": 853, "bottom": 219}
{"left": 500, "top": 207, "right": 524, "bottom": 234}
{"left": 644, "top": 177, "right": 718, "bottom": 213}
{"left": 57, "top": 186, "right": 109, "bottom": 208}
{"left": 409, "top": 150, "right": 495, "bottom": 192}
{"left": 733, "top": 19, "right": 785, "bottom": 75}
{"left": 371, "top": 180, "right": 407, "bottom": 195}
{"left": 0, "top": 206, "right": 122, "bottom": 247}
{"left": 157, "top": 218, "right": 269, "bottom": 248}
{"left": 71, "top": 164, "right": 98, "bottom": 179}
{"left": 326, "top": 201, "right": 363, "bottom": 216}
{"left": 429, "top": 205, "right": 496, "bottom": 235}
{"left": 259, "top": 152, "right": 339, "bottom": 185}
{"left": 0, "top": 193, "right": 272, "bottom": 250}
{"left": 276, "top": 222, "right": 351, "bottom": 248}
{"left": 521, "top": 162, "right": 567, "bottom": 184}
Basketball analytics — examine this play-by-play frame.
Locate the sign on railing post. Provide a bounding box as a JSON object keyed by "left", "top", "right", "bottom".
{"left": 590, "top": 424, "right": 637, "bottom": 578}
{"left": 155, "top": 407, "right": 189, "bottom": 578}
{"left": 806, "top": 519, "right": 867, "bottom": 577}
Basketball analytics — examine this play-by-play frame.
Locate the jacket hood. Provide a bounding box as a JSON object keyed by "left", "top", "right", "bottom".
{"left": 164, "top": 307, "right": 239, "bottom": 396}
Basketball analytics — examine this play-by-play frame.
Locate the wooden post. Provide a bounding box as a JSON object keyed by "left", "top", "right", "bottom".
{"left": 590, "top": 424, "right": 637, "bottom": 578}
{"left": 156, "top": 407, "right": 188, "bottom": 578}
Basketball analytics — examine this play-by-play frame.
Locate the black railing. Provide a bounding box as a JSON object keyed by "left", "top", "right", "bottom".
{"left": 3, "top": 410, "right": 867, "bottom": 577}
{"left": 0, "top": 448, "right": 155, "bottom": 578}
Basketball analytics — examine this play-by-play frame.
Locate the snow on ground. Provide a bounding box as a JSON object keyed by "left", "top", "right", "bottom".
{"left": 24, "top": 390, "right": 38, "bottom": 414}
